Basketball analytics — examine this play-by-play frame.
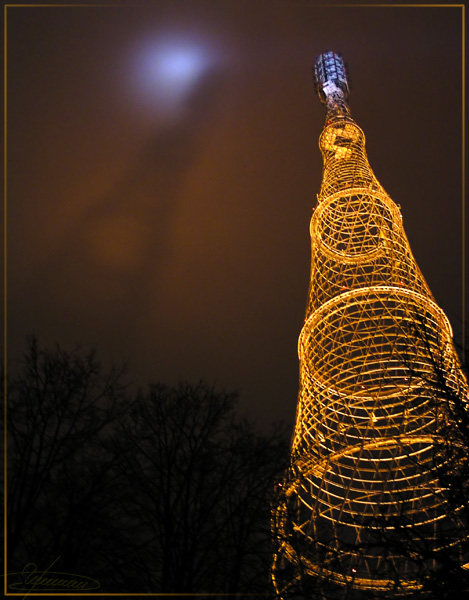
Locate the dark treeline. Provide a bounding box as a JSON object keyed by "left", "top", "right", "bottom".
{"left": 3, "top": 335, "right": 290, "bottom": 598}
{"left": 7, "top": 331, "right": 469, "bottom": 600}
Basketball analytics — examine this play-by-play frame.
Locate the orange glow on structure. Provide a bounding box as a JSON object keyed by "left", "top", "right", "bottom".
{"left": 272, "top": 52, "right": 469, "bottom": 597}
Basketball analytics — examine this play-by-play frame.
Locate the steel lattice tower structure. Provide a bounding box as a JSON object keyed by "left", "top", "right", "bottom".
{"left": 272, "top": 52, "right": 468, "bottom": 598}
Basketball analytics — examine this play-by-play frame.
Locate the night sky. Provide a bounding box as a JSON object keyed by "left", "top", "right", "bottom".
{"left": 4, "top": 1, "right": 465, "bottom": 428}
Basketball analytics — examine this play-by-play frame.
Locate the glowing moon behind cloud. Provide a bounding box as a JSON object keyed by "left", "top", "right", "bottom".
{"left": 153, "top": 44, "right": 208, "bottom": 87}
{"left": 126, "top": 32, "right": 221, "bottom": 121}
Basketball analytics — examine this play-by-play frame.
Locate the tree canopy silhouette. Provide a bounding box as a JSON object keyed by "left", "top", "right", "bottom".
{"left": 4, "top": 336, "right": 289, "bottom": 597}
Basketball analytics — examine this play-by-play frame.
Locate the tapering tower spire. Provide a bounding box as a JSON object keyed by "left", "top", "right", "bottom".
{"left": 272, "top": 52, "right": 469, "bottom": 598}
{"left": 313, "top": 51, "right": 350, "bottom": 117}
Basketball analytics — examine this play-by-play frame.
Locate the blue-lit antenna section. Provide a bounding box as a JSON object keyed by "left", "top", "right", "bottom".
{"left": 313, "top": 51, "right": 350, "bottom": 116}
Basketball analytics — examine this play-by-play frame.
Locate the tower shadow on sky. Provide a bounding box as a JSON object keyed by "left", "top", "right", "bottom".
{"left": 26, "top": 68, "right": 225, "bottom": 363}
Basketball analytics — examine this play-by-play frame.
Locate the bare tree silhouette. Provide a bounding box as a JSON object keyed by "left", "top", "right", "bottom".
{"left": 4, "top": 335, "right": 129, "bottom": 582}
{"left": 3, "top": 336, "right": 289, "bottom": 597}
{"left": 111, "top": 380, "right": 289, "bottom": 594}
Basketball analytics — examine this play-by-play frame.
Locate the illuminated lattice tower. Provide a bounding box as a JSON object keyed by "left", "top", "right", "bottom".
{"left": 272, "top": 52, "right": 468, "bottom": 598}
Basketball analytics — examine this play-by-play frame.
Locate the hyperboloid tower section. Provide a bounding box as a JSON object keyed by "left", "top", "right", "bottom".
{"left": 272, "top": 52, "right": 469, "bottom": 598}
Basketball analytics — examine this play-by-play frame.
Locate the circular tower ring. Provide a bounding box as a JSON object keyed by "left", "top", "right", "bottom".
{"left": 311, "top": 187, "right": 403, "bottom": 264}
{"left": 298, "top": 285, "right": 454, "bottom": 400}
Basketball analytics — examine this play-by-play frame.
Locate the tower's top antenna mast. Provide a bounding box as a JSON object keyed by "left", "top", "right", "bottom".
{"left": 313, "top": 51, "right": 350, "bottom": 117}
